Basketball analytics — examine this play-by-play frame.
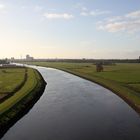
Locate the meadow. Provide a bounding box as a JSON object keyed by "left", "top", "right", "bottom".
{"left": 0, "top": 67, "right": 38, "bottom": 114}
{"left": 24, "top": 62, "right": 140, "bottom": 112}
{"left": 0, "top": 68, "right": 26, "bottom": 102}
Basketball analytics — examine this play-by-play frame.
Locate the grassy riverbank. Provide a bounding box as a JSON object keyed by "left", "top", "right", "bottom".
{"left": 0, "top": 68, "right": 25, "bottom": 94}
{"left": 0, "top": 67, "right": 27, "bottom": 103}
{"left": 24, "top": 62, "right": 140, "bottom": 113}
{"left": 0, "top": 67, "right": 46, "bottom": 137}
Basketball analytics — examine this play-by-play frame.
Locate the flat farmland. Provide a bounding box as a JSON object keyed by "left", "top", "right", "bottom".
{"left": 0, "top": 68, "right": 26, "bottom": 100}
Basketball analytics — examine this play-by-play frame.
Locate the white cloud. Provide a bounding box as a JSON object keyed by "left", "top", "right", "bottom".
{"left": 126, "top": 10, "right": 140, "bottom": 19}
{"left": 103, "top": 22, "right": 126, "bottom": 32}
{"left": 97, "top": 10, "right": 140, "bottom": 33}
{"left": 80, "top": 9, "right": 110, "bottom": 17}
{"left": 90, "top": 10, "right": 110, "bottom": 16}
{"left": 43, "top": 13, "right": 74, "bottom": 19}
{"left": 74, "top": 3, "right": 110, "bottom": 17}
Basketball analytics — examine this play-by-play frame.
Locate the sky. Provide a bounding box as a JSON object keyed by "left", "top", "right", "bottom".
{"left": 0, "top": 0, "right": 140, "bottom": 59}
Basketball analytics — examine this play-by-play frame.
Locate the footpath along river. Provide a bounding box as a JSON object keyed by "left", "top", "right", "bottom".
{"left": 1, "top": 66, "right": 140, "bottom": 140}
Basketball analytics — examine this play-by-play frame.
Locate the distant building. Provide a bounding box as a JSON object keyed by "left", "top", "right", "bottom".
{"left": 26, "top": 55, "right": 34, "bottom": 61}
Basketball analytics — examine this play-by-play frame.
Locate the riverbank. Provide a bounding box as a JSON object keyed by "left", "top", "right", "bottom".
{"left": 0, "top": 67, "right": 46, "bottom": 138}
{"left": 23, "top": 62, "right": 140, "bottom": 114}
{"left": 0, "top": 67, "right": 27, "bottom": 103}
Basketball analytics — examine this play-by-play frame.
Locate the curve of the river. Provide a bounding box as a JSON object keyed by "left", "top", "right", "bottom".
{"left": 1, "top": 66, "right": 140, "bottom": 140}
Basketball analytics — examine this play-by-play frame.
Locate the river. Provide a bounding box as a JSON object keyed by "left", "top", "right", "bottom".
{"left": 1, "top": 66, "right": 140, "bottom": 140}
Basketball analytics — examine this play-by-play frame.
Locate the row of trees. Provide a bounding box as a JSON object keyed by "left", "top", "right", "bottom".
{"left": 0, "top": 59, "right": 9, "bottom": 64}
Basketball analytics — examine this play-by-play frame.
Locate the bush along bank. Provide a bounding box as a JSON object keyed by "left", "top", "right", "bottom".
{"left": 0, "top": 69, "right": 46, "bottom": 138}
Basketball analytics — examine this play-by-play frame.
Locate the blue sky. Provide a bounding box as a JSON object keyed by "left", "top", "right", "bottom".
{"left": 0, "top": 0, "right": 140, "bottom": 59}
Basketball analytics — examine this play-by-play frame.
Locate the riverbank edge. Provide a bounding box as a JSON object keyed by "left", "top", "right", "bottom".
{"left": 44, "top": 66, "right": 140, "bottom": 114}
{"left": 0, "top": 69, "right": 46, "bottom": 138}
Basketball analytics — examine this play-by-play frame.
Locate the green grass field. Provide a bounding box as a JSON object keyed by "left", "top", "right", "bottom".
{"left": 0, "top": 67, "right": 38, "bottom": 115}
{"left": 24, "top": 62, "right": 140, "bottom": 112}
{"left": 0, "top": 68, "right": 25, "bottom": 93}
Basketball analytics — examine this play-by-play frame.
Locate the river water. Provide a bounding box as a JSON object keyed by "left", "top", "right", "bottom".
{"left": 1, "top": 66, "right": 140, "bottom": 140}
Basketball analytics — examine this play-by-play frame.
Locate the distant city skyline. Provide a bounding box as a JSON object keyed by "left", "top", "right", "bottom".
{"left": 0, "top": 0, "right": 140, "bottom": 59}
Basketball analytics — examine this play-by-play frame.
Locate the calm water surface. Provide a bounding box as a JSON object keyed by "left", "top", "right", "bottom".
{"left": 1, "top": 66, "right": 140, "bottom": 140}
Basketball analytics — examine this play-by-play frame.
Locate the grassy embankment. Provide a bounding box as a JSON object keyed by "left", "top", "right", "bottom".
{"left": 0, "top": 68, "right": 27, "bottom": 103}
{"left": 0, "top": 67, "right": 46, "bottom": 137}
{"left": 24, "top": 62, "right": 140, "bottom": 113}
